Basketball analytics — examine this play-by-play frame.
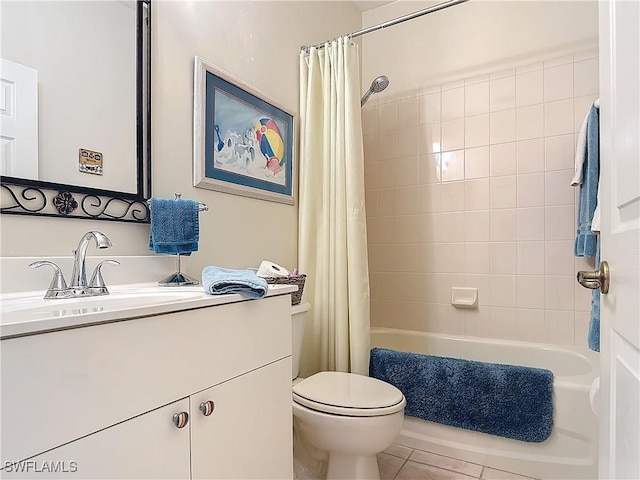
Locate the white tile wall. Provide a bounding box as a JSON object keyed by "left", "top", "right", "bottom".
{"left": 490, "top": 142, "right": 517, "bottom": 177}
{"left": 465, "top": 146, "right": 490, "bottom": 179}
{"left": 364, "top": 51, "right": 597, "bottom": 347}
{"left": 517, "top": 138, "right": 545, "bottom": 173}
{"left": 442, "top": 87, "right": 465, "bottom": 120}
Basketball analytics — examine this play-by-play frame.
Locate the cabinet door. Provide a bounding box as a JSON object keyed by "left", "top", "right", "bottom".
{"left": 191, "top": 358, "right": 293, "bottom": 480}
{"left": 2, "top": 399, "right": 190, "bottom": 479}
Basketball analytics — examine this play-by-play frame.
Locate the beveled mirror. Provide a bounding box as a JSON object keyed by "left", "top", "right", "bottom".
{"left": 0, "top": 0, "right": 151, "bottom": 223}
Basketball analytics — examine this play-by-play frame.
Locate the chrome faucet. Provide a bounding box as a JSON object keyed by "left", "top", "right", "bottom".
{"left": 29, "top": 230, "right": 119, "bottom": 299}
{"left": 70, "top": 231, "right": 113, "bottom": 292}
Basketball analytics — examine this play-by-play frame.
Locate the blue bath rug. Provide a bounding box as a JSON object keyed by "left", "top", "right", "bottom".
{"left": 369, "top": 348, "right": 554, "bottom": 443}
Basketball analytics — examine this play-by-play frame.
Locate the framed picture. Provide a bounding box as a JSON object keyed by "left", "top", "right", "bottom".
{"left": 193, "top": 56, "right": 295, "bottom": 205}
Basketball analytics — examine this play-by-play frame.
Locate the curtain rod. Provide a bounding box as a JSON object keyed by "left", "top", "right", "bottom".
{"left": 300, "top": 0, "right": 470, "bottom": 54}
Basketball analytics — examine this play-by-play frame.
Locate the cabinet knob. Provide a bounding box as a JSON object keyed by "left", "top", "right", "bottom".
{"left": 172, "top": 411, "right": 189, "bottom": 428}
{"left": 199, "top": 400, "right": 215, "bottom": 416}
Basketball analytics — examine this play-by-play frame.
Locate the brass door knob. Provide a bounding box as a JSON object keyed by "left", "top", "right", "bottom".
{"left": 577, "top": 260, "right": 610, "bottom": 294}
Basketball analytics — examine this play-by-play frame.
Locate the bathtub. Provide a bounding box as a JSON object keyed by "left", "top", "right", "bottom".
{"left": 370, "top": 327, "right": 599, "bottom": 480}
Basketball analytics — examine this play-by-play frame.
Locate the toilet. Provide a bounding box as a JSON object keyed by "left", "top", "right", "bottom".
{"left": 291, "top": 303, "right": 406, "bottom": 480}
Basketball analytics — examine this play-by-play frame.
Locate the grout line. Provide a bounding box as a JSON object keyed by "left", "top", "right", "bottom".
{"left": 412, "top": 462, "right": 483, "bottom": 479}
{"left": 383, "top": 451, "right": 412, "bottom": 461}
{"left": 391, "top": 456, "right": 410, "bottom": 480}
{"left": 412, "top": 446, "right": 485, "bottom": 467}
{"left": 403, "top": 447, "right": 486, "bottom": 479}
{"left": 389, "top": 444, "right": 539, "bottom": 480}
{"left": 387, "top": 445, "right": 414, "bottom": 480}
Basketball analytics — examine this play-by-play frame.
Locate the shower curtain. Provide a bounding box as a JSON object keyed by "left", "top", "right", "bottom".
{"left": 298, "top": 38, "right": 371, "bottom": 376}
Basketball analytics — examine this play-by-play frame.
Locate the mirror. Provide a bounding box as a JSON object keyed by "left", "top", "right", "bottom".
{"left": 0, "top": 0, "right": 151, "bottom": 223}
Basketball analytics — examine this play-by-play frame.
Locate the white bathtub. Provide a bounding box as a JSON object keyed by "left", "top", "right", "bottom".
{"left": 370, "top": 327, "right": 599, "bottom": 480}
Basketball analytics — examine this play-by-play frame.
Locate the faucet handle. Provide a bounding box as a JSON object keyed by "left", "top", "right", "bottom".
{"left": 89, "top": 260, "right": 120, "bottom": 295}
{"left": 29, "top": 261, "right": 70, "bottom": 299}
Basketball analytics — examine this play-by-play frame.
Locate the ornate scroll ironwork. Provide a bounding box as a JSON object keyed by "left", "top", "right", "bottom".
{"left": 1, "top": 177, "right": 150, "bottom": 223}
{"left": 53, "top": 192, "right": 79, "bottom": 215}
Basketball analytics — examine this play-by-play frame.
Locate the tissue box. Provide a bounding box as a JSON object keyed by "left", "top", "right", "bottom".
{"left": 263, "top": 274, "right": 306, "bottom": 305}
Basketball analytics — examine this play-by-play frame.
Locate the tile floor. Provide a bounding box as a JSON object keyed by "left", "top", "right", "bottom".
{"left": 377, "top": 444, "right": 539, "bottom": 480}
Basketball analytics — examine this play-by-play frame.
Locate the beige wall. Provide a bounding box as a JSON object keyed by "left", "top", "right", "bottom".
{"left": 1, "top": 1, "right": 362, "bottom": 279}
{"left": 360, "top": 0, "right": 600, "bottom": 346}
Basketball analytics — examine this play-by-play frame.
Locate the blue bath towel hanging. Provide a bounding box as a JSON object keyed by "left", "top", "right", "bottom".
{"left": 588, "top": 236, "right": 601, "bottom": 352}
{"left": 149, "top": 197, "right": 200, "bottom": 255}
{"left": 575, "top": 105, "right": 600, "bottom": 258}
{"left": 573, "top": 103, "right": 601, "bottom": 351}
{"left": 370, "top": 348, "right": 554, "bottom": 443}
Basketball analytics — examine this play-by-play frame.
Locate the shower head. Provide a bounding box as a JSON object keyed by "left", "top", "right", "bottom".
{"left": 361, "top": 75, "right": 390, "bottom": 107}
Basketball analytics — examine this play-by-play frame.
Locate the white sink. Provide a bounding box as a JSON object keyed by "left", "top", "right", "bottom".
{"left": 2, "top": 289, "right": 204, "bottom": 316}
{"left": 0, "top": 284, "right": 207, "bottom": 338}
{"left": 0, "top": 283, "right": 296, "bottom": 339}
{"left": 0, "top": 256, "right": 299, "bottom": 339}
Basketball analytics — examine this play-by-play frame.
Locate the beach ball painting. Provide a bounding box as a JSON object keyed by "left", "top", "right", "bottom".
{"left": 255, "top": 118, "right": 285, "bottom": 175}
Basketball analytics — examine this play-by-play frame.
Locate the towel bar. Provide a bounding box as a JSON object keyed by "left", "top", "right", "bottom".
{"left": 147, "top": 193, "right": 208, "bottom": 211}
{"left": 149, "top": 193, "right": 208, "bottom": 287}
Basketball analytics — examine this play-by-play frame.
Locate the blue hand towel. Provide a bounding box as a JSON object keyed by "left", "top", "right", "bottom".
{"left": 575, "top": 105, "right": 599, "bottom": 257}
{"left": 588, "top": 236, "right": 601, "bottom": 352}
{"left": 149, "top": 198, "right": 199, "bottom": 255}
{"left": 202, "top": 266, "right": 268, "bottom": 299}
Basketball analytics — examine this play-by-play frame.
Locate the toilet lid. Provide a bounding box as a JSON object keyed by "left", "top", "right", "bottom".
{"left": 292, "top": 372, "right": 406, "bottom": 417}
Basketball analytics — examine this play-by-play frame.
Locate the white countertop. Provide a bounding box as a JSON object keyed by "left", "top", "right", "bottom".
{"left": 0, "top": 283, "right": 297, "bottom": 339}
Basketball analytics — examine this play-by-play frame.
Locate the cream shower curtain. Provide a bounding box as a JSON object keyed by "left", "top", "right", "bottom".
{"left": 298, "top": 38, "right": 370, "bottom": 376}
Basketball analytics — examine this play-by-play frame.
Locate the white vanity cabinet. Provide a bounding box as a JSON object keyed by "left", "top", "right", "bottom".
{"left": 1, "top": 292, "right": 293, "bottom": 479}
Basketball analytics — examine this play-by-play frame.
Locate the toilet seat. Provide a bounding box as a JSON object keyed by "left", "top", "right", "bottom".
{"left": 292, "top": 371, "right": 406, "bottom": 417}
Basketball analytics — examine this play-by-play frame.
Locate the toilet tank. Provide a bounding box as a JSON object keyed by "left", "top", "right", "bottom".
{"left": 291, "top": 302, "right": 311, "bottom": 380}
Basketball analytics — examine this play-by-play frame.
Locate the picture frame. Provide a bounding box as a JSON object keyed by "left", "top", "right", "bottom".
{"left": 193, "top": 56, "right": 295, "bottom": 205}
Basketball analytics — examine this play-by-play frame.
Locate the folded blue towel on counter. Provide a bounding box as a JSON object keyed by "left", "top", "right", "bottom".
{"left": 202, "top": 266, "right": 268, "bottom": 299}
{"left": 149, "top": 198, "right": 200, "bottom": 255}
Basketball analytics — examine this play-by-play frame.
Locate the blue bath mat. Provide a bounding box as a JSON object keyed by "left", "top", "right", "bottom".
{"left": 369, "top": 348, "right": 553, "bottom": 443}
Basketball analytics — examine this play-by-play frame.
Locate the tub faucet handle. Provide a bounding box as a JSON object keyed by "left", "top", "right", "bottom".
{"left": 29, "top": 261, "right": 71, "bottom": 299}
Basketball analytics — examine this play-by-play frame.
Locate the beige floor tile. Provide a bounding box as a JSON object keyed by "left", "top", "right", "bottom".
{"left": 377, "top": 452, "right": 407, "bottom": 480}
{"left": 385, "top": 443, "right": 414, "bottom": 460}
{"left": 482, "top": 467, "right": 538, "bottom": 480}
{"left": 409, "top": 450, "right": 483, "bottom": 478}
{"left": 396, "top": 461, "right": 479, "bottom": 480}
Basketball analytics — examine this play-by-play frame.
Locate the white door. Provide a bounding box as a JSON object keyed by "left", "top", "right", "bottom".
{"left": 598, "top": 1, "right": 640, "bottom": 479}
{"left": 0, "top": 58, "right": 38, "bottom": 179}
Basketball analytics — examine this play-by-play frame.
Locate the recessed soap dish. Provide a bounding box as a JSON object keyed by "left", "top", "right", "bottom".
{"left": 450, "top": 287, "right": 478, "bottom": 308}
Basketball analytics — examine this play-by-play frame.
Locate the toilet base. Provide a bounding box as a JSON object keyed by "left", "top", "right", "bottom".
{"left": 293, "top": 427, "right": 327, "bottom": 480}
{"left": 293, "top": 433, "right": 381, "bottom": 480}
{"left": 326, "top": 453, "right": 379, "bottom": 480}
